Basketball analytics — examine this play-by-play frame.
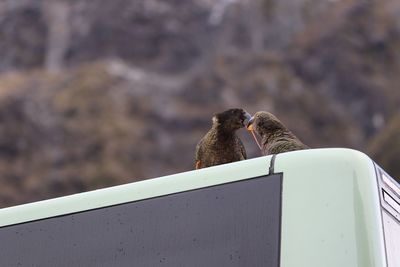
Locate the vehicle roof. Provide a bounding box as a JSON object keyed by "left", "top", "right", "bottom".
{"left": 0, "top": 148, "right": 375, "bottom": 227}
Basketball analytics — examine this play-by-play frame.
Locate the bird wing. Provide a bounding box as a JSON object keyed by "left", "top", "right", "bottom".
{"left": 268, "top": 139, "right": 308, "bottom": 154}
{"left": 237, "top": 137, "right": 247, "bottom": 160}
{"left": 195, "top": 138, "right": 204, "bottom": 169}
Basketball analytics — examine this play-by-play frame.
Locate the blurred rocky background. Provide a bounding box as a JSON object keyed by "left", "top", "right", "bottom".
{"left": 0, "top": 0, "right": 399, "bottom": 207}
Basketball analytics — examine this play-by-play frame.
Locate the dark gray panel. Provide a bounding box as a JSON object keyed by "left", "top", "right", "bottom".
{"left": 0, "top": 174, "right": 282, "bottom": 267}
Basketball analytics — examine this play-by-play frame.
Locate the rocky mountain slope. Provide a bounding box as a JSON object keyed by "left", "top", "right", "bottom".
{"left": 0, "top": 0, "right": 399, "bottom": 207}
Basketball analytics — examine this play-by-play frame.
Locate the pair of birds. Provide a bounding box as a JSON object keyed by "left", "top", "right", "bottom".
{"left": 195, "top": 108, "right": 308, "bottom": 169}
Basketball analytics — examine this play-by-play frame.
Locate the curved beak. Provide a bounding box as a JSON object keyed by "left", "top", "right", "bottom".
{"left": 246, "top": 116, "right": 262, "bottom": 150}
{"left": 246, "top": 116, "right": 254, "bottom": 131}
{"left": 243, "top": 112, "right": 252, "bottom": 128}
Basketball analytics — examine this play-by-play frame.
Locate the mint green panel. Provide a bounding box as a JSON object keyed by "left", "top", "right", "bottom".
{"left": 276, "top": 148, "right": 387, "bottom": 267}
{"left": 0, "top": 148, "right": 389, "bottom": 267}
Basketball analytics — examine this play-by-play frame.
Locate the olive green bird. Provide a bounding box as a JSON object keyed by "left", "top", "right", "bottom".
{"left": 195, "top": 108, "right": 251, "bottom": 169}
{"left": 247, "top": 111, "right": 308, "bottom": 155}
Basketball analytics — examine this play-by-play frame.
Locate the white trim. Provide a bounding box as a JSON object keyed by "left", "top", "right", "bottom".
{"left": 383, "top": 191, "right": 400, "bottom": 214}
{"left": 382, "top": 173, "right": 400, "bottom": 197}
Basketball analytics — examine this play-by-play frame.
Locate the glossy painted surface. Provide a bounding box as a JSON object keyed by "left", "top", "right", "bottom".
{"left": 276, "top": 148, "right": 387, "bottom": 267}
{"left": 0, "top": 148, "right": 390, "bottom": 267}
{"left": 0, "top": 175, "right": 282, "bottom": 267}
{"left": 382, "top": 211, "right": 400, "bottom": 267}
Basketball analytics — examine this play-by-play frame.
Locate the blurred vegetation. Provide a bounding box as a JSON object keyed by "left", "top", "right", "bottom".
{"left": 0, "top": 0, "right": 399, "bottom": 207}
{"left": 368, "top": 114, "right": 400, "bottom": 179}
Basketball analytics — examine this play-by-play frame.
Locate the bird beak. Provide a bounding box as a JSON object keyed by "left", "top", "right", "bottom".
{"left": 246, "top": 116, "right": 254, "bottom": 131}
{"left": 246, "top": 116, "right": 262, "bottom": 151}
{"left": 243, "top": 112, "right": 252, "bottom": 127}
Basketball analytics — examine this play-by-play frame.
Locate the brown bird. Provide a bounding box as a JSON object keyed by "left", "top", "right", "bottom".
{"left": 247, "top": 111, "right": 308, "bottom": 155}
{"left": 195, "top": 108, "right": 251, "bottom": 169}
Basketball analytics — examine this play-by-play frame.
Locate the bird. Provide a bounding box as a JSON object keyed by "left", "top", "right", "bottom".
{"left": 246, "top": 111, "right": 308, "bottom": 155}
{"left": 195, "top": 108, "right": 252, "bottom": 169}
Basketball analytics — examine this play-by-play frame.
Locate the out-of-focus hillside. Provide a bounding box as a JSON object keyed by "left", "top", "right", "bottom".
{"left": 0, "top": 0, "right": 399, "bottom": 207}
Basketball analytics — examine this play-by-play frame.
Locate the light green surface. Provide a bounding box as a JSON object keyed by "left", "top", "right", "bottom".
{"left": 0, "top": 156, "right": 271, "bottom": 227}
{"left": 0, "top": 148, "right": 388, "bottom": 267}
{"left": 276, "top": 148, "right": 387, "bottom": 267}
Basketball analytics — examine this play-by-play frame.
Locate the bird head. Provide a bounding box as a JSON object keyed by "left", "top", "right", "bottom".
{"left": 246, "top": 111, "right": 284, "bottom": 136}
{"left": 213, "top": 108, "right": 252, "bottom": 131}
